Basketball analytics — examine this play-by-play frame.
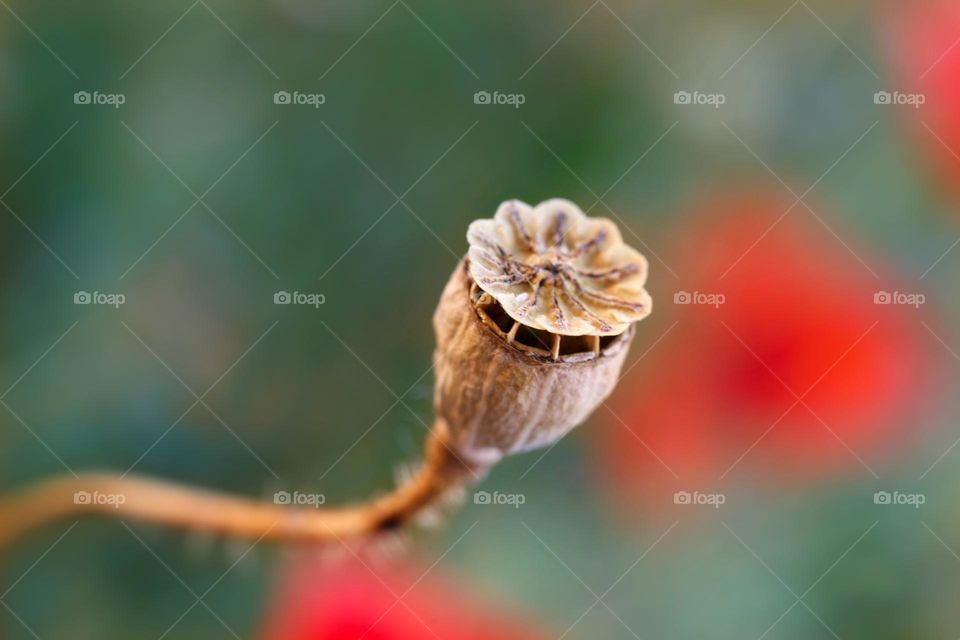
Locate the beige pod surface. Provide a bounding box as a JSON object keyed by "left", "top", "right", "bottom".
{"left": 432, "top": 261, "right": 634, "bottom": 465}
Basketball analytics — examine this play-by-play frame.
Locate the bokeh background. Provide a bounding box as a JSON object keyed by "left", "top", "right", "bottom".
{"left": 2, "top": 0, "right": 960, "bottom": 638}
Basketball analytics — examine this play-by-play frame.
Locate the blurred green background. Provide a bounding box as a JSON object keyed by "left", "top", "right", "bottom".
{"left": 2, "top": 1, "right": 960, "bottom": 638}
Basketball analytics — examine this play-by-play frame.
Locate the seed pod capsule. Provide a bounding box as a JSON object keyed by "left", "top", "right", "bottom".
{"left": 432, "top": 199, "right": 652, "bottom": 465}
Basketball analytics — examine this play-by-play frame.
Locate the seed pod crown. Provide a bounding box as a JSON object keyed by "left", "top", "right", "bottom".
{"left": 467, "top": 198, "right": 651, "bottom": 337}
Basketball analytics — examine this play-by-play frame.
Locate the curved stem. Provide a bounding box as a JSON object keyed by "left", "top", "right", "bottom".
{"left": 0, "top": 420, "right": 486, "bottom": 551}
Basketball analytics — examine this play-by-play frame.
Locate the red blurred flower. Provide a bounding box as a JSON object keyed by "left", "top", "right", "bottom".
{"left": 880, "top": 1, "right": 960, "bottom": 197}
{"left": 595, "top": 192, "right": 934, "bottom": 508}
{"left": 260, "top": 553, "right": 550, "bottom": 640}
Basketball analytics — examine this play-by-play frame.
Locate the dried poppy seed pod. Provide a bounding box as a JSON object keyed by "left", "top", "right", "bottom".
{"left": 433, "top": 199, "right": 652, "bottom": 466}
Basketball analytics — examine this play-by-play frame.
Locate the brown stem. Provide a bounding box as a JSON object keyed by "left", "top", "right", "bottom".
{"left": 0, "top": 420, "right": 486, "bottom": 551}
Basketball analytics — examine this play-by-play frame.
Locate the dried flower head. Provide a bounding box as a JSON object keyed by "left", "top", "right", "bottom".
{"left": 432, "top": 198, "right": 653, "bottom": 466}
{"left": 467, "top": 199, "right": 652, "bottom": 337}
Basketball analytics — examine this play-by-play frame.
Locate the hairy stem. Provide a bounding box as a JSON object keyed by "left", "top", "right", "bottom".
{"left": 0, "top": 420, "right": 485, "bottom": 551}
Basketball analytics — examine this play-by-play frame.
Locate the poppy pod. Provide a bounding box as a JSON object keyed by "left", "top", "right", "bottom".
{"left": 433, "top": 199, "right": 652, "bottom": 466}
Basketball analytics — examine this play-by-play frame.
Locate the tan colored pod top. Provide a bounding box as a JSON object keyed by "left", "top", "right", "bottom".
{"left": 467, "top": 199, "right": 652, "bottom": 336}
{"left": 432, "top": 261, "right": 634, "bottom": 465}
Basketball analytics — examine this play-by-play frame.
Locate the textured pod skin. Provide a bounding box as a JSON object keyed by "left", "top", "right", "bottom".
{"left": 433, "top": 261, "right": 634, "bottom": 465}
